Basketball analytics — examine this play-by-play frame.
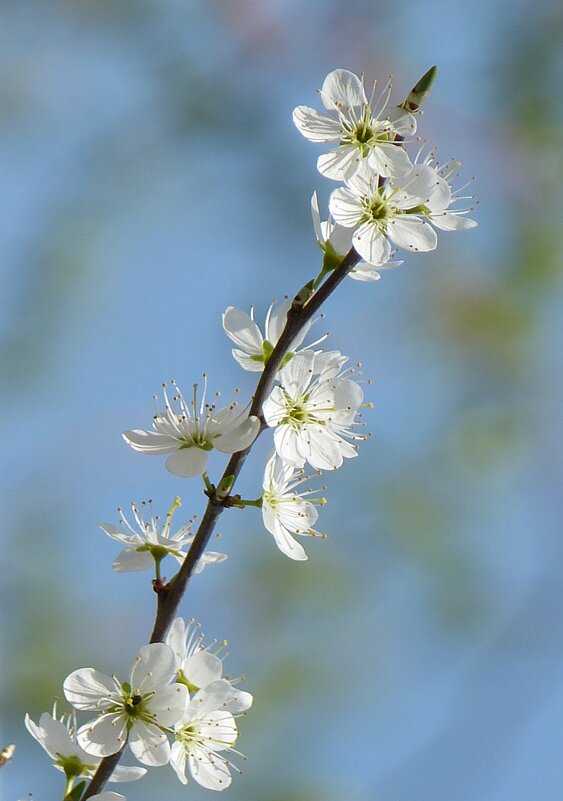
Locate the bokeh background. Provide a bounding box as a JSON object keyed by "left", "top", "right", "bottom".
{"left": 1, "top": 1, "right": 563, "bottom": 800}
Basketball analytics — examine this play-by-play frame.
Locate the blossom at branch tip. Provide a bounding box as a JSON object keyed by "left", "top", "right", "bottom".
{"left": 98, "top": 498, "right": 226, "bottom": 574}
{"left": 222, "top": 300, "right": 320, "bottom": 373}
{"left": 417, "top": 153, "right": 478, "bottom": 231}
{"left": 169, "top": 682, "right": 245, "bottom": 790}
{"left": 166, "top": 618, "right": 253, "bottom": 712}
{"left": 262, "top": 453, "right": 327, "bottom": 561}
{"left": 293, "top": 68, "right": 416, "bottom": 181}
{"left": 25, "top": 708, "right": 146, "bottom": 783}
{"left": 123, "top": 378, "right": 260, "bottom": 478}
{"left": 311, "top": 191, "right": 403, "bottom": 281}
{"left": 63, "top": 643, "right": 188, "bottom": 767}
{"left": 263, "top": 349, "right": 366, "bottom": 471}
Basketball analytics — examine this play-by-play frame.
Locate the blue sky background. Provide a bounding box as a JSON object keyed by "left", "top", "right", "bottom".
{"left": 1, "top": 1, "right": 563, "bottom": 800}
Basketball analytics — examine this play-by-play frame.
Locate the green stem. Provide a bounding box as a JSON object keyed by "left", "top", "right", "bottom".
{"left": 236, "top": 497, "right": 263, "bottom": 508}
{"left": 202, "top": 471, "right": 214, "bottom": 493}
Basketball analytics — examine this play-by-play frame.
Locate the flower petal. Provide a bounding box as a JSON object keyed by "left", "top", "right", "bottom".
{"left": 292, "top": 105, "right": 341, "bottom": 142}
{"left": 329, "top": 188, "right": 364, "bottom": 228}
{"left": 352, "top": 221, "right": 391, "bottom": 265}
{"left": 112, "top": 547, "right": 153, "bottom": 573}
{"left": 129, "top": 721, "right": 170, "bottom": 767}
{"left": 215, "top": 415, "right": 260, "bottom": 453}
{"left": 122, "top": 429, "right": 179, "bottom": 454}
{"left": 77, "top": 714, "right": 128, "bottom": 757}
{"left": 222, "top": 307, "right": 263, "bottom": 354}
{"left": 386, "top": 216, "right": 437, "bottom": 252}
{"left": 130, "top": 643, "right": 177, "bottom": 693}
{"left": 321, "top": 68, "right": 367, "bottom": 109}
{"left": 318, "top": 145, "right": 360, "bottom": 181}
{"left": 165, "top": 447, "right": 208, "bottom": 477}
{"left": 64, "top": 668, "right": 117, "bottom": 711}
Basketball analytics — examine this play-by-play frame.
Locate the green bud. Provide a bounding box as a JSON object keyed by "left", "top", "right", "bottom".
{"left": 216, "top": 474, "right": 235, "bottom": 500}
{"left": 400, "top": 65, "right": 438, "bottom": 112}
{"left": 292, "top": 279, "right": 315, "bottom": 310}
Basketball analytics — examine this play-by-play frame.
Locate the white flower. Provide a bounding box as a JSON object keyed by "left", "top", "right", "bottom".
{"left": 329, "top": 161, "right": 445, "bottom": 263}
{"left": 170, "top": 682, "right": 246, "bottom": 791}
{"left": 261, "top": 453, "right": 327, "bottom": 561}
{"left": 293, "top": 68, "right": 416, "bottom": 181}
{"left": 90, "top": 794, "right": 126, "bottom": 801}
{"left": 123, "top": 378, "right": 260, "bottom": 478}
{"left": 99, "top": 497, "right": 226, "bottom": 574}
{"left": 311, "top": 191, "right": 402, "bottom": 281}
{"left": 25, "top": 709, "right": 146, "bottom": 783}
{"left": 166, "top": 618, "right": 253, "bottom": 712}
{"left": 222, "top": 300, "right": 319, "bottom": 373}
{"left": 262, "top": 350, "right": 366, "bottom": 471}
{"left": 63, "top": 643, "right": 188, "bottom": 767}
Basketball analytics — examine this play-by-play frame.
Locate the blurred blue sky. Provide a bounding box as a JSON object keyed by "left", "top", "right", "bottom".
{"left": 1, "top": 1, "right": 563, "bottom": 800}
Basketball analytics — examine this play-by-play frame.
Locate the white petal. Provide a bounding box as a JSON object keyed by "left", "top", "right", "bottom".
{"left": 98, "top": 523, "right": 133, "bottom": 544}
{"left": 64, "top": 669, "right": 117, "bottom": 711}
{"left": 109, "top": 764, "right": 147, "bottom": 782}
{"left": 232, "top": 348, "right": 264, "bottom": 371}
{"left": 387, "top": 216, "right": 437, "bottom": 252}
{"left": 430, "top": 212, "right": 478, "bottom": 231}
{"left": 328, "top": 221, "right": 354, "bottom": 256}
{"left": 310, "top": 192, "right": 325, "bottom": 244}
{"left": 352, "top": 221, "right": 391, "bottom": 265}
{"left": 318, "top": 145, "right": 360, "bottom": 181}
{"left": 306, "top": 428, "right": 344, "bottom": 471}
{"left": 277, "top": 350, "right": 315, "bottom": 396}
{"left": 368, "top": 142, "right": 412, "bottom": 178}
{"left": 273, "top": 425, "right": 307, "bottom": 467}
{"left": 122, "top": 430, "right": 178, "bottom": 454}
{"left": 130, "top": 643, "right": 177, "bottom": 693}
{"left": 89, "top": 794, "right": 126, "bottom": 801}
{"left": 165, "top": 447, "right": 208, "bottom": 477}
{"left": 222, "top": 307, "right": 263, "bottom": 354}
{"left": 188, "top": 748, "right": 232, "bottom": 791}
{"left": 129, "top": 721, "right": 170, "bottom": 767}
{"left": 271, "top": 515, "right": 308, "bottom": 561}
{"left": 215, "top": 415, "right": 260, "bottom": 453}
{"left": 149, "top": 684, "right": 189, "bottom": 726}
{"left": 186, "top": 650, "right": 223, "bottom": 688}
{"left": 170, "top": 740, "right": 189, "bottom": 784}
{"left": 292, "top": 105, "right": 341, "bottom": 142}
{"left": 328, "top": 188, "right": 364, "bottom": 228}
{"left": 386, "top": 107, "right": 417, "bottom": 136}
{"left": 265, "top": 299, "right": 291, "bottom": 345}
{"left": 321, "top": 68, "right": 367, "bottom": 109}
{"left": 426, "top": 174, "right": 451, "bottom": 212}
{"left": 112, "top": 547, "right": 153, "bottom": 573}
{"left": 77, "top": 714, "right": 127, "bottom": 757}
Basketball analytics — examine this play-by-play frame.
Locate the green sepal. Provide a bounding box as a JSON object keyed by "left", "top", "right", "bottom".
{"left": 400, "top": 65, "right": 438, "bottom": 112}
{"left": 65, "top": 779, "right": 86, "bottom": 801}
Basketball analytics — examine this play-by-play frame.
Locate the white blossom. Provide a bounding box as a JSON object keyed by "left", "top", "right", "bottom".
{"left": 166, "top": 618, "right": 253, "bottom": 712}
{"left": 293, "top": 68, "right": 416, "bottom": 181}
{"left": 123, "top": 378, "right": 260, "bottom": 478}
{"left": 222, "top": 300, "right": 320, "bottom": 373}
{"left": 170, "top": 682, "right": 246, "bottom": 791}
{"left": 24, "top": 709, "right": 145, "bottom": 783}
{"left": 99, "top": 497, "right": 226, "bottom": 574}
{"left": 262, "top": 453, "right": 327, "bottom": 561}
{"left": 329, "top": 160, "right": 477, "bottom": 264}
{"left": 263, "top": 350, "right": 366, "bottom": 471}
{"left": 311, "top": 191, "right": 402, "bottom": 281}
{"left": 63, "top": 643, "right": 188, "bottom": 767}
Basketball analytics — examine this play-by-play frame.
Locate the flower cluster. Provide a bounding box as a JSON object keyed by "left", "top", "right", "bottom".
{"left": 296, "top": 68, "right": 477, "bottom": 277}
{"left": 25, "top": 66, "right": 476, "bottom": 799}
{"left": 29, "top": 621, "right": 252, "bottom": 797}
